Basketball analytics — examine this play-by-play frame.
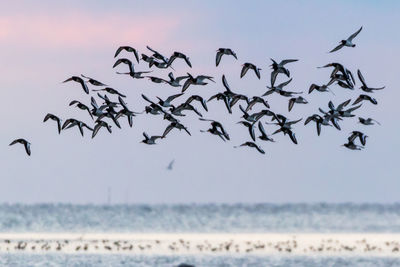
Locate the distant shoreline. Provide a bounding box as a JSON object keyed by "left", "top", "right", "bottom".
{"left": 0, "top": 233, "right": 399, "bottom": 256}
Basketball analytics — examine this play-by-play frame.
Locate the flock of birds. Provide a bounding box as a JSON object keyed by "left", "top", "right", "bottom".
{"left": 9, "top": 26, "right": 384, "bottom": 156}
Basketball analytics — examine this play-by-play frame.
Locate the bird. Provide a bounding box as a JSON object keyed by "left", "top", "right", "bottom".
{"left": 141, "top": 132, "right": 162, "bottom": 145}
{"left": 357, "top": 70, "right": 385, "bottom": 93}
{"left": 81, "top": 75, "right": 107, "bottom": 86}
{"left": 245, "top": 97, "right": 270, "bottom": 112}
{"left": 92, "top": 121, "right": 112, "bottom": 138}
{"left": 263, "top": 78, "right": 301, "bottom": 97}
{"left": 62, "top": 119, "right": 93, "bottom": 137}
{"left": 162, "top": 122, "right": 191, "bottom": 138}
{"left": 69, "top": 100, "right": 93, "bottom": 119}
{"left": 167, "top": 160, "right": 175, "bottom": 170}
{"left": 216, "top": 48, "right": 237, "bottom": 66}
{"left": 114, "top": 46, "right": 140, "bottom": 63}
{"left": 63, "top": 76, "right": 89, "bottom": 94}
{"left": 165, "top": 72, "right": 189, "bottom": 87}
{"left": 237, "top": 121, "right": 256, "bottom": 141}
{"left": 358, "top": 117, "right": 380, "bottom": 126}
{"left": 185, "top": 95, "right": 208, "bottom": 111}
{"left": 147, "top": 76, "right": 168, "bottom": 84}
{"left": 348, "top": 131, "right": 368, "bottom": 146}
{"left": 342, "top": 140, "right": 363, "bottom": 150}
{"left": 329, "top": 26, "right": 363, "bottom": 53}
{"left": 115, "top": 96, "right": 141, "bottom": 127}
{"left": 234, "top": 142, "right": 265, "bottom": 154}
{"left": 182, "top": 73, "right": 215, "bottom": 92}
{"left": 93, "top": 87, "right": 126, "bottom": 98}
{"left": 258, "top": 121, "right": 275, "bottom": 142}
{"left": 157, "top": 93, "right": 184, "bottom": 108}
{"left": 9, "top": 138, "right": 31, "bottom": 156}
{"left": 240, "top": 63, "right": 261, "bottom": 79}
{"left": 199, "top": 118, "right": 230, "bottom": 141}
{"left": 170, "top": 103, "right": 202, "bottom": 117}
{"left": 353, "top": 94, "right": 377, "bottom": 105}
{"left": 43, "top": 113, "right": 62, "bottom": 134}
{"left": 304, "top": 114, "right": 331, "bottom": 136}
{"left": 288, "top": 96, "right": 308, "bottom": 112}
{"left": 308, "top": 84, "right": 334, "bottom": 95}
{"left": 168, "top": 51, "right": 192, "bottom": 67}
{"left": 270, "top": 58, "right": 298, "bottom": 86}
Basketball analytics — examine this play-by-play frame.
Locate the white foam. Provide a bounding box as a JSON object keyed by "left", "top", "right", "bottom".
{"left": 0, "top": 233, "right": 399, "bottom": 256}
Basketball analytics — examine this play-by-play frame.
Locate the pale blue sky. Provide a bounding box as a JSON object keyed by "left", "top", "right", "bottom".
{"left": 0, "top": 1, "right": 399, "bottom": 203}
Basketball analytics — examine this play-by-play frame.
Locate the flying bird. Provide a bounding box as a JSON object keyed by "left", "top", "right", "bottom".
{"left": 240, "top": 63, "right": 261, "bottom": 79}
{"left": 234, "top": 142, "right": 265, "bottom": 154}
{"left": 167, "top": 160, "right": 175, "bottom": 170}
{"left": 9, "top": 138, "right": 31, "bottom": 156}
{"left": 63, "top": 76, "right": 89, "bottom": 94}
{"left": 329, "top": 26, "right": 363, "bottom": 53}
{"left": 43, "top": 113, "right": 62, "bottom": 134}
{"left": 81, "top": 75, "right": 107, "bottom": 86}
{"left": 141, "top": 132, "right": 162, "bottom": 145}
{"left": 288, "top": 96, "right": 308, "bottom": 112}
{"left": 357, "top": 70, "right": 385, "bottom": 93}
{"left": 358, "top": 117, "right": 380, "bottom": 126}
{"left": 258, "top": 121, "right": 275, "bottom": 142}
{"left": 216, "top": 48, "right": 237, "bottom": 66}
{"left": 69, "top": 100, "right": 94, "bottom": 119}
{"left": 168, "top": 51, "right": 192, "bottom": 67}
{"left": 270, "top": 58, "right": 298, "bottom": 86}
{"left": 353, "top": 94, "right": 377, "bottom": 105}
{"left": 114, "top": 46, "right": 140, "bottom": 63}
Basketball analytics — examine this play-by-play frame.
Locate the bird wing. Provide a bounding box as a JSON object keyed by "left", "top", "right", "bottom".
{"left": 216, "top": 51, "right": 223, "bottom": 66}
{"left": 181, "top": 79, "right": 192, "bottom": 93}
{"left": 255, "top": 144, "right": 265, "bottom": 154}
{"left": 357, "top": 70, "right": 367, "bottom": 87}
{"left": 352, "top": 96, "right": 363, "bottom": 105}
{"left": 222, "top": 75, "right": 231, "bottom": 92}
{"left": 329, "top": 43, "right": 344, "bottom": 53}
{"left": 308, "top": 84, "right": 317, "bottom": 94}
{"left": 338, "top": 99, "right": 351, "bottom": 111}
{"left": 141, "top": 94, "right": 156, "bottom": 105}
{"left": 162, "top": 124, "right": 174, "bottom": 138}
{"left": 184, "top": 56, "right": 192, "bottom": 68}
{"left": 347, "top": 26, "right": 362, "bottom": 41}
{"left": 166, "top": 93, "right": 184, "bottom": 103}
{"left": 133, "top": 49, "right": 140, "bottom": 63}
{"left": 240, "top": 65, "right": 249, "bottom": 78}
{"left": 281, "top": 59, "right": 298, "bottom": 65}
{"left": 278, "top": 78, "right": 293, "bottom": 88}
{"left": 288, "top": 98, "right": 295, "bottom": 112}
{"left": 258, "top": 121, "right": 267, "bottom": 136}
{"left": 24, "top": 142, "right": 31, "bottom": 156}
{"left": 288, "top": 131, "right": 298, "bottom": 144}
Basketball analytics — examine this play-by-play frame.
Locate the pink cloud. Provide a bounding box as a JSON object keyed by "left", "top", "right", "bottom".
{"left": 0, "top": 12, "right": 180, "bottom": 48}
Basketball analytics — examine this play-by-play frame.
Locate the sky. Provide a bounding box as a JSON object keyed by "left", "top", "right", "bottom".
{"left": 0, "top": 1, "right": 399, "bottom": 204}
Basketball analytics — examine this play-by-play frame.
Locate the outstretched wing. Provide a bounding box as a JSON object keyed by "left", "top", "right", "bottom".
{"left": 347, "top": 26, "right": 362, "bottom": 41}
{"left": 329, "top": 43, "right": 344, "bottom": 53}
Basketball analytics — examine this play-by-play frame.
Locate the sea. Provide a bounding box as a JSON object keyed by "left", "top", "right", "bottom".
{"left": 1, "top": 203, "right": 400, "bottom": 267}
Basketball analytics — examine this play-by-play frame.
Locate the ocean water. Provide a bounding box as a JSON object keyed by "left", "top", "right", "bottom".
{"left": 1, "top": 254, "right": 400, "bottom": 267}
{"left": 0, "top": 203, "right": 399, "bottom": 233}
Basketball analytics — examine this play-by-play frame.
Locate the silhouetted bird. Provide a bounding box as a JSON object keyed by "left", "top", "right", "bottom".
{"left": 234, "top": 142, "right": 265, "bottom": 154}
{"left": 43, "top": 113, "right": 62, "bottom": 134}
{"left": 9, "top": 138, "right": 31, "bottom": 156}
{"left": 63, "top": 76, "right": 89, "bottom": 94}
{"left": 357, "top": 70, "right": 385, "bottom": 93}
{"left": 114, "top": 46, "right": 140, "bottom": 63}
{"left": 216, "top": 48, "right": 237, "bottom": 66}
{"left": 329, "top": 26, "right": 362, "bottom": 53}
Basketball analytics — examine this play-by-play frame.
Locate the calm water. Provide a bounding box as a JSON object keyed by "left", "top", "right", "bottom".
{"left": 1, "top": 254, "right": 400, "bottom": 267}
{"left": 0, "top": 203, "right": 399, "bottom": 233}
